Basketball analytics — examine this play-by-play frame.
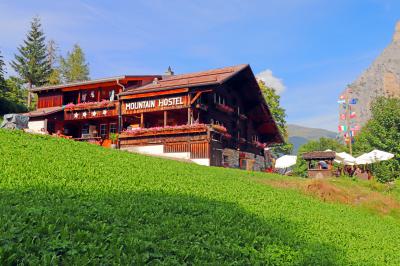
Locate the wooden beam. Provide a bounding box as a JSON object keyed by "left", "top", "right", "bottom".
{"left": 190, "top": 89, "right": 213, "bottom": 105}
{"left": 140, "top": 113, "right": 144, "bottom": 128}
{"left": 120, "top": 88, "right": 188, "bottom": 100}
{"left": 164, "top": 111, "right": 167, "bottom": 127}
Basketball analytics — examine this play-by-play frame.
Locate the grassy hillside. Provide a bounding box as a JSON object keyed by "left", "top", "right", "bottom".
{"left": 1, "top": 130, "right": 400, "bottom": 265}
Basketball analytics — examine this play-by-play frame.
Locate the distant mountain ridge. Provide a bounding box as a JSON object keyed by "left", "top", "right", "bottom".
{"left": 287, "top": 124, "right": 337, "bottom": 154}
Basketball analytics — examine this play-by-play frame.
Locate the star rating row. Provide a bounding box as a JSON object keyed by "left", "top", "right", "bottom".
{"left": 73, "top": 109, "right": 108, "bottom": 119}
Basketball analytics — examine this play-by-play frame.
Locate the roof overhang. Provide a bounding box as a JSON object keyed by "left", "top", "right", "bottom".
{"left": 24, "top": 106, "right": 64, "bottom": 118}
{"left": 31, "top": 75, "right": 161, "bottom": 93}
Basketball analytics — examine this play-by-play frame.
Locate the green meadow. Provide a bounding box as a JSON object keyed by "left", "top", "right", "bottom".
{"left": 0, "top": 130, "right": 399, "bottom": 265}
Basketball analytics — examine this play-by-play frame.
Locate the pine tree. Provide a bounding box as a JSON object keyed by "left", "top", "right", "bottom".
{"left": 0, "top": 50, "right": 7, "bottom": 96}
{"left": 11, "top": 17, "right": 51, "bottom": 108}
{"left": 60, "top": 44, "right": 90, "bottom": 83}
{"left": 47, "top": 40, "right": 61, "bottom": 85}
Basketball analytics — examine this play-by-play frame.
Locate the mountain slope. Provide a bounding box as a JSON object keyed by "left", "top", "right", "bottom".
{"left": 0, "top": 130, "right": 399, "bottom": 265}
{"left": 343, "top": 21, "right": 400, "bottom": 127}
{"left": 288, "top": 124, "right": 337, "bottom": 153}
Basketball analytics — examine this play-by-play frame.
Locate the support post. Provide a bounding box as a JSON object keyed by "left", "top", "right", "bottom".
{"left": 140, "top": 113, "right": 144, "bottom": 128}
{"left": 164, "top": 111, "right": 167, "bottom": 127}
{"left": 187, "top": 108, "right": 191, "bottom": 125}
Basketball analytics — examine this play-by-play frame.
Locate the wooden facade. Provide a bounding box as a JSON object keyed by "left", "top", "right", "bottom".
{"left": 27, "top": 65, "right": 283, "bottom": 170}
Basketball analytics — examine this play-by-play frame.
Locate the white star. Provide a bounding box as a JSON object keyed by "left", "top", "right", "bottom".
{"left": 82, "top": 112, "right": 87, "bottom": 118}
{"left": 102, "top": 110, "right": 107, "bottom": 115}
{"left": 73, "top": 112, "right": 79, "bottom": 119}
{"left": 92, "top": 111, "right": 97, "bottom": 117}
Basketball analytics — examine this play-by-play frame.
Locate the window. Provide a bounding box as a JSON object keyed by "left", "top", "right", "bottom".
{"left": 82, "top": 123, "right": 89, "bottom": 135}
{"left": 109, "top": 123, "right": 117, "bottom": 134}
{"left": 100, "top": 124, "right": 107, "bottom": 138}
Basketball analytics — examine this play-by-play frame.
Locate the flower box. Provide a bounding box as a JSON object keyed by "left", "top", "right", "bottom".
{"left": 120, "top": 124, "right": 208, "bottom": 138}
{"left": 216, "top": 103, "right": 234, "bottom": 114}
{"left": 211, "top": 124, "right": 227, "bottom": 133}
{"left": 65, "top": 100, "right": 115, "bottom": 111}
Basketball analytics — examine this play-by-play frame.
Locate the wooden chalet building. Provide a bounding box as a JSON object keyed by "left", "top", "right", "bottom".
{"left": 27, "top": 64, "right": 283, "bottom": 170}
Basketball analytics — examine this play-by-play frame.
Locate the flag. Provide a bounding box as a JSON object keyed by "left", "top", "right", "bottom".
{"left": 349, "top": 98, "right": 358, "bottom": 104}
{"left": 337, "top": 100, "right": 345, "bottom": 104}
{"left": 350, "top": 112, "right": 356, "bottom": 118}
{"left": 340, "top": 114, "right": 346, "bottom": 120}
{"left": 338, "top": 125, "right": 347, "bottom": 132}
{"left": 339, "top": 95, "right": 345, "bottom": 100}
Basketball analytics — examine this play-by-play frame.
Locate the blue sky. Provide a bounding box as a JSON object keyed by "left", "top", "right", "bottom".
{"left": 1, "top": 0, "right": 399, "bottom": 131}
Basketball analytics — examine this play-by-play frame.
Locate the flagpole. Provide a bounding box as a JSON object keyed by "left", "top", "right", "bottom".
{"left": 345, "top": 89, "right": 353, "bottom": 155}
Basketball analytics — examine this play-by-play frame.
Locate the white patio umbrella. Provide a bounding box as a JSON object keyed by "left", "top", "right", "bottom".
{"left": 355, "top": 149, "right": 394, "bottom": 164}
{"left": 368, "top": 149, "right": 394, "bottom": 163}
{"left": 355, "top": 153, "right": 373, "bottom": 165}
{"left": 335, "top": 152, "right": 356, "bottom": 165}
{"left": 275, "top": 155, "right": 297, "bottom": 169}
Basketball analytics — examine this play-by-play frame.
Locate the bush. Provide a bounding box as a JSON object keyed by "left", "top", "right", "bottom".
{"left": 0, "top": 97, "right": 27, "bottom": 116}
{"left": 354, "top": 97, "right": 400, "bottom": 182}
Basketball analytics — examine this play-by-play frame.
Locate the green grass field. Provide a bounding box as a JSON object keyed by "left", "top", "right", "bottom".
{"left": 1, "top": 130, "right": 400, "bottom": 265}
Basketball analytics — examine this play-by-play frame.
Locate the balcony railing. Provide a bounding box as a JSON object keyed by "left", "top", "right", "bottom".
{"left": 64, "top": 101, "right": 118, "bottom": 120}
{"left": 119, "top": 124, "right": 209, "bottom": 139}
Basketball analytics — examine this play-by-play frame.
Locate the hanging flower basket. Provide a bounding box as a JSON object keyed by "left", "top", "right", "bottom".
{"left": 253, "top": 141, "right": 266, "bottom": 149}
{"left": 216, "top": 103, "right": 234, "bottom": 114}
{"left": 223, "top": 133, "right": 232, "bottom": 139}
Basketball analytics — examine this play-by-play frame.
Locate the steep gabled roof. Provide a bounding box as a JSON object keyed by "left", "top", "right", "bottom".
{"left": 119, "top": 64, "right": 248, "bottom": 96}
{"left": 30, "top": 75, "right": 161, "bottom": 92}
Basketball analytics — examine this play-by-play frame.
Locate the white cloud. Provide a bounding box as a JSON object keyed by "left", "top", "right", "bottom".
{"left": 256, "top": 69, "right": 286, "bottom": 95}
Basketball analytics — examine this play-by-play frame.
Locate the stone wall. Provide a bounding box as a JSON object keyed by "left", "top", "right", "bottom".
{"left": 222, "top": 148, "right": 266, "bottom": 171}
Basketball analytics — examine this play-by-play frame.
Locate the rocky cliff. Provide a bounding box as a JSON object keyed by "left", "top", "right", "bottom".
{"left": 341, "top": 21, "right": 400, "bottom": 129}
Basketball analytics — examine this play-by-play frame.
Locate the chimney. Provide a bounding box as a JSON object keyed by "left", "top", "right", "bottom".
{"left": 165, "top": 66, "right": 174, "bottom": 76}
{"left": 393, "top": 20, "right": 400, "bottom": 42}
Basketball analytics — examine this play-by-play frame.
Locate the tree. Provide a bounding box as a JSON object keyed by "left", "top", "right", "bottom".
{"left": 353, "top": 97, "right": 400, "bottom": 182}
{"left": 0, "top": 50, "right": 7, "bottom": 96}
{"left": 47, "top": 40, "right": 61, "bottom": 85}
{"left": 11, "top": 17, "right": 51, "bottom": 108}
{"left": 293, "top": 137, "right": 347, "bottom": 177}
{"left": 5, "top": 77, "right": 28, "bottom": 106}
{"left": 60, "top": 44, "right": 90, "bottom": 83}
{"left": 258, "top": 80, "right": 293, "bottom": 154}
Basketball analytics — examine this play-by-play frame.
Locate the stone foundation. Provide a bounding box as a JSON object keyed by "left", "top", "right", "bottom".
{"left": 222, "top": 148, "right": 266, "bottom": 171}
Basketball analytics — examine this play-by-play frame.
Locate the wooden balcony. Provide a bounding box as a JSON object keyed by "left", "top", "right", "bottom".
{"left": 64, "top": 101, "right": 118, "bottom": 120}
{"left": 119, "top": 124, "right": 208, "bottom": 139}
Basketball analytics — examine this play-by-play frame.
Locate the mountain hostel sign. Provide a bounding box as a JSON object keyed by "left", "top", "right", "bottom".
{"left": 123, "top": 96, "right": 189, "bottom": 114}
